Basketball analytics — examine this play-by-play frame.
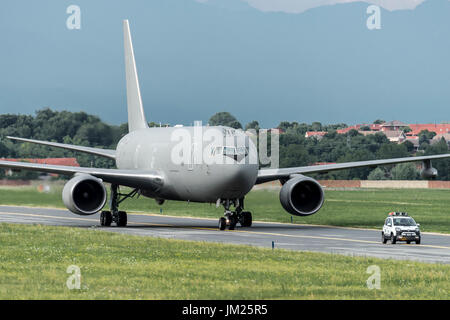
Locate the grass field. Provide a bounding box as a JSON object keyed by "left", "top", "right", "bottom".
{"left": 0, "top": 223, "right": 448, "bottom": 299}
{"left": 0, "top": 184, "right": 448, "bottom": 233}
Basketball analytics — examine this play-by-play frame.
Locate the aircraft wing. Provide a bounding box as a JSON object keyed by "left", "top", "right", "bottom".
{"left": 256, "top": 153, "right": 450, "bottom": 184}
{"left": 0, "top": 160, "right": 163, "bottom": 190}
{"left": 7, "top": 136, "right": 116, "bottom": 159}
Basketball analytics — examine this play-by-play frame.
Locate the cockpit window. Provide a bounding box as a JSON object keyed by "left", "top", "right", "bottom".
{"left": 236, "top": 147, "right": 249, "bottom": 156}
{"left": 223, "top": 147, "right": 236, "bottom": 156}
{"left": 211, "top": 146, "right": 223, "bottom": 156}
{"left": 211, "top": 146, "right": 249, "bottom": 156}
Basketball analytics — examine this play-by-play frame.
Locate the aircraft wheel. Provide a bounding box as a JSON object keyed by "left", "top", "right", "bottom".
{"left": 228, "top": 219, "right": 236, "bottom": 230}
{"left": 116, "top": 211, "right": 127, "bottom": 227}
{"left": 240, "top": 211, "right": 252, "bottom": 227}
{"left": 100, "top": 211, "right": 112, "bottom": 227}
{"left": 218, "top": 217, "right": 227, "bottom": 231}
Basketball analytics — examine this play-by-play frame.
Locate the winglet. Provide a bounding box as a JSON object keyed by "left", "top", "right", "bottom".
{"left": 123, "top": 20, "right": 148, "bottom": 132}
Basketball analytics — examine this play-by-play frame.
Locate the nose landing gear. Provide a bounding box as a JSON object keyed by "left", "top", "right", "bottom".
{"left": 239, "top": 211, "right": 252, "bottom": 227}
{"left": 218, "top": 198, "right": 252, "bottom": 230}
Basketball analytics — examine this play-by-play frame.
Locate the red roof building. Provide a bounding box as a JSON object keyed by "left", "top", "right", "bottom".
{"left": 1, "top": 158, "right": 80, "bottom": 177}
{"left": 337, "top": 124, "right": 381, "bottom": 134}
{"left": 1, "top": 158, "right": 80, "bottom": 166}
{"left": 269, "top": 128, "right": 284, "bottom": 134}
{"left": 311, "top": 162, "right": 337, "bottom": 166}
{"left": 305, "top": 131, "right": 327, "bottom": 138}
{"left": 335, "top": 121, "right": 450, "bottom": 139}
{"left": 407, "top": 124, "right": 450, "bottom": 136}
{"left": 380, "top": 120, "right": 409, "bottom": 131}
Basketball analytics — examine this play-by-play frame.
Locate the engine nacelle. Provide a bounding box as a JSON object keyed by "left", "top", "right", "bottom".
{"left": 421, "top": 160, "right": 438, "bottom": 179}
{"left": 62, "top": 174, "right": 107, "bottom": 215}
{"left": 279, "top": 175, "right": 324, "bottom": 216}
{"left": 420, "top": 167, "right": 438, "bottom": 179}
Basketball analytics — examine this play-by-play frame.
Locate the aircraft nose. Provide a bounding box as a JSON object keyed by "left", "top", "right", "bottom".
{"left": 220, "top": 163, "right": 258, "bottom": 197}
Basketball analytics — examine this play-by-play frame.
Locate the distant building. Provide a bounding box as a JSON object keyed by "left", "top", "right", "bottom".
{"left": 1, "top": 158, "right": 79, "bottom": 166}
{"left": 408, "top": 124, "right": 450, "bottom": 136}
{"left": 383, "top": 130, "right": 406, "bottom": 143}
{"left": 305, "top": 131, "right": 327, "bottom": 139}
{"left": 1, "top": 158, "right": 79, "bottom": 177}
{"left": 431, "top": 133, "right": 450, "bottom": 147}
{"left": 381, "top": 120, "right": 409, "bottom": 131}
{"left": 311, "top": 162, "right": 336, "bottom": 166}
{"left": 403, "top": 136, "right": 420, "bottom": 152}
{"left": 337, "top": 124, "right": 381, "bottom": 134}
{"left": 269, "top": 128, "right": 284, "bottom": 134}
{"left": 336, "top": 128, "right": 351, "bottom": 134}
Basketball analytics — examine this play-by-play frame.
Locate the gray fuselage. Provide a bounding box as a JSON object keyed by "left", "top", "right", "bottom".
{"left": 115, "top": 126, "right": 258, "bottom": 203}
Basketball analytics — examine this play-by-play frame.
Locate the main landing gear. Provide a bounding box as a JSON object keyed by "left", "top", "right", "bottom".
{"left": 100, "top": 184, "right": 139, "bottom": 227}
{"left": 218, "top": 198, "right": 252, "bottom": 231}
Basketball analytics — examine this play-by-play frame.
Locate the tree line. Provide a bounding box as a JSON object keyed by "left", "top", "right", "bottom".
{"left": 209, "top": 112, "right": 449, "bottom": 181}
{"left": 0, "top": 109, "right": 448, "bottom": 180}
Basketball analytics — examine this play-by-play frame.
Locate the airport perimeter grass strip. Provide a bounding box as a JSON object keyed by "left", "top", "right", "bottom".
{"left": 0, "top": 187, "right": 448, "bottom": 234}
{"left": 0, "top": 223, "right": 448, "bottom": 299}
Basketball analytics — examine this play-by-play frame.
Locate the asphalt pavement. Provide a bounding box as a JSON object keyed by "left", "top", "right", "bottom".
{"left": 0, "top": 205, "right": 449, "bottom": 264}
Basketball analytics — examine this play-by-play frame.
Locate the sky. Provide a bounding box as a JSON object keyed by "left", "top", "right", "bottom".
{"left": 0, "top": 0, "right": 449, "bottom": 128}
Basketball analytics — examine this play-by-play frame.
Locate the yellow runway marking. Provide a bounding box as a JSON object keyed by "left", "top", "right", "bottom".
{"left": 0, "top": 211, "right": 449, "bottom": 250}
{"left": 220, "top": 229, "right": 450, "bottom": 250}
{"left": 125, "top": 211, "right": 450, "bottom": 237}
{"left": 2, "top": 205, "right": 448, "bottom": 236}
{"left": 0, "top": 211, "right": 171, "bottom": 227}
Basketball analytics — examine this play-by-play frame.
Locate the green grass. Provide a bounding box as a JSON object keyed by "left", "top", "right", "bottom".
{"left": 0, "top": 223, "right": 448, "bottom": 299}
{"left": 0, "top": 184, "right": 448, "bottom": 233}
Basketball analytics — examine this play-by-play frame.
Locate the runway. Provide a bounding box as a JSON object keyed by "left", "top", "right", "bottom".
{"left": 0, "top": 205, "right": 449, "bottom": 264}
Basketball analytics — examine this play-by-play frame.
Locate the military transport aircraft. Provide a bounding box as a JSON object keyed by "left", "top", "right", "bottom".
{"left": 0, "top": 21, "right": 449, "bottom": 230}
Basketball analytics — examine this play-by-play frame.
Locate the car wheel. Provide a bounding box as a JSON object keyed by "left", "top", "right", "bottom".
{"left": 391, "top": 233, "right": 396, "bottom": 244}
{"left": 382, "top": 232, "right": 387, "bottom": 244}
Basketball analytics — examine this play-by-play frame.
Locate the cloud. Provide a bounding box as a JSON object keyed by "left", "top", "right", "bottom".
{"left": 200, "top": 0, "right": 427, "bottom": 13}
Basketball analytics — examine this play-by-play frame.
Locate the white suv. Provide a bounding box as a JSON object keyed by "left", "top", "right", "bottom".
{"left": 382, "top": 212, "right": 421, "bottom": 245}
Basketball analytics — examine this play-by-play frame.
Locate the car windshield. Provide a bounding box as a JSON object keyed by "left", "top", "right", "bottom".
{"left": 393, "top": 218, "right": 416, "bottom": 226}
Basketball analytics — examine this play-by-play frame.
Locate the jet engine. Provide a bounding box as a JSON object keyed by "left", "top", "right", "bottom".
{"left": 62, "top": 174, "right": 107, "bottom": 215}
{"left": 420, "top": 160, "right": 438, "bottom": 179}
{"left": 279, "top": 175, "right": 324, "bottom": 216}
{"left": 420, "top": 167, "right": 438, "bottom": 179}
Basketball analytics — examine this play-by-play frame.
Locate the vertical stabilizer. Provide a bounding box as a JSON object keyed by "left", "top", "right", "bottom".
{"left": 123, "top": 20, "right": 148, "bottom": 132}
